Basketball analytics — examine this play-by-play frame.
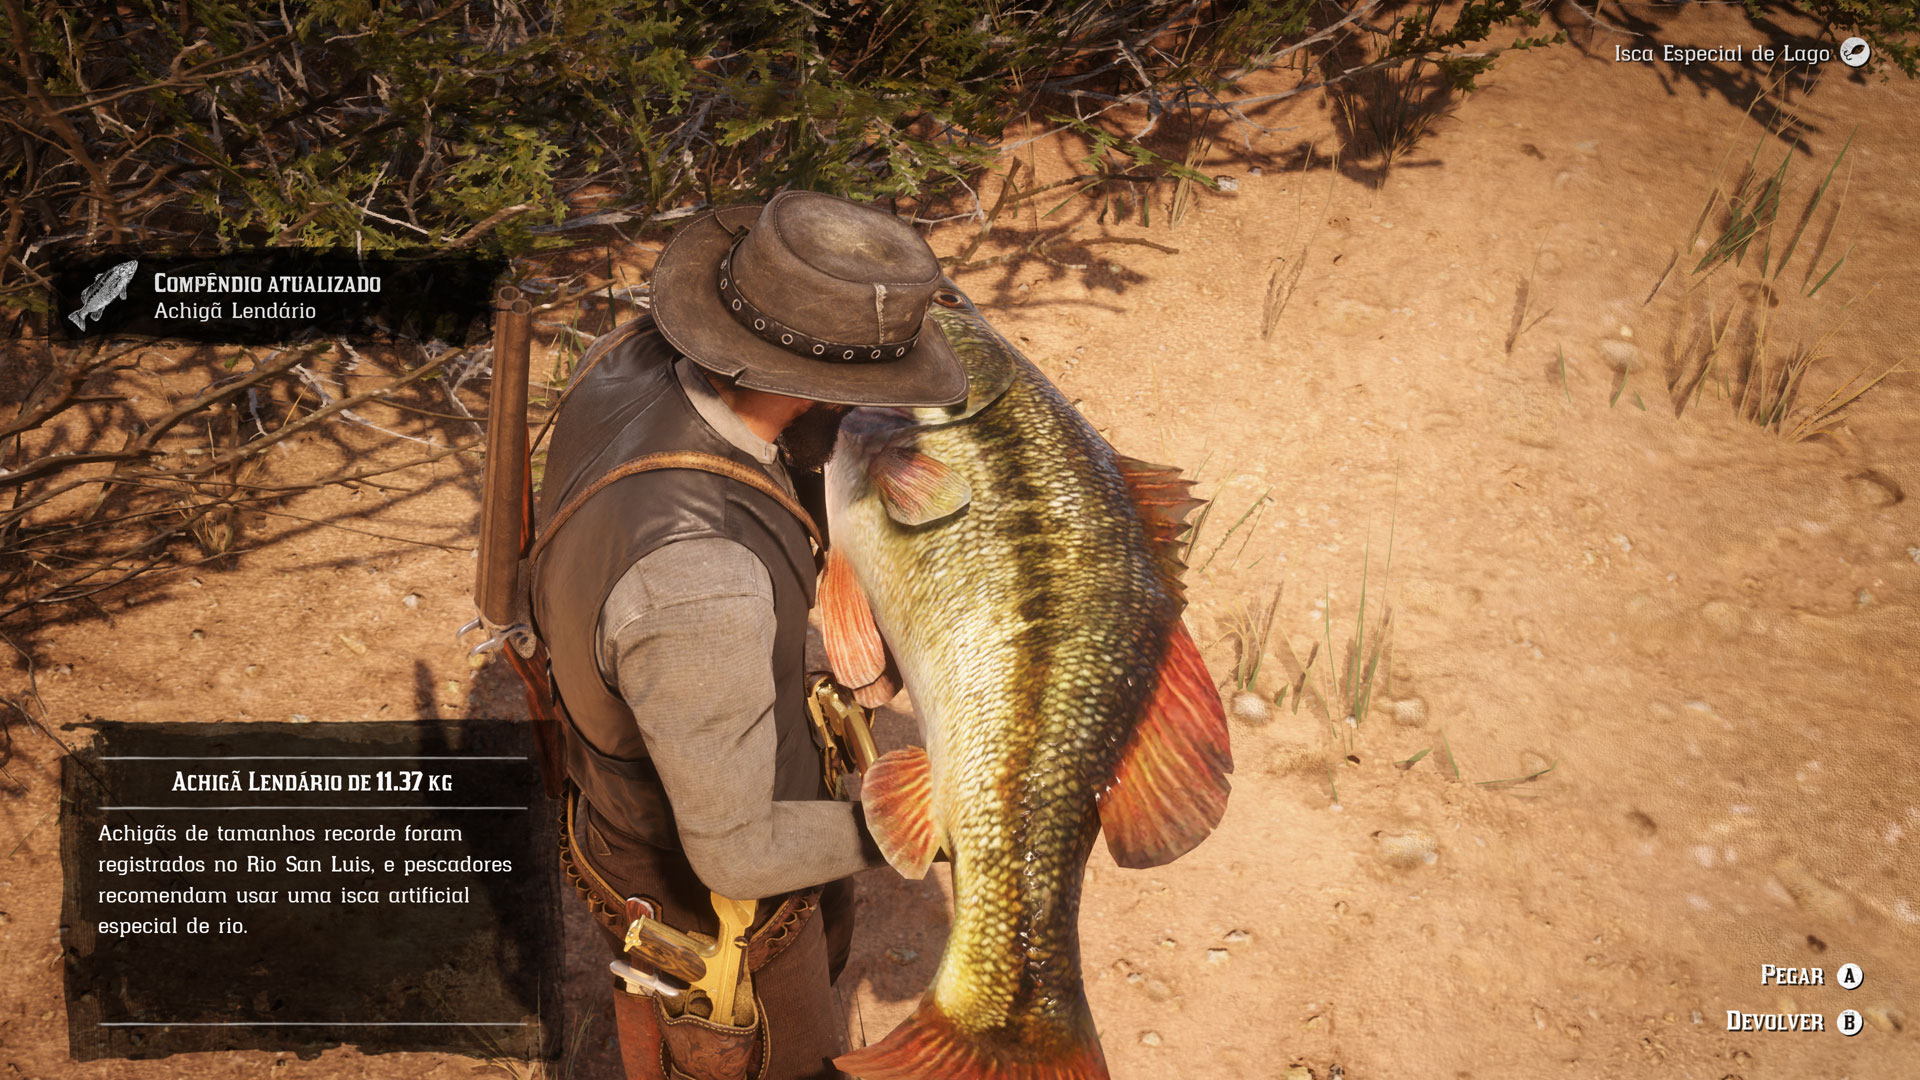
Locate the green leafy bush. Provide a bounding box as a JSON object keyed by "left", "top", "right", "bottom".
{"left": 0, "top": 0, "right": 1587, "bottom": 313}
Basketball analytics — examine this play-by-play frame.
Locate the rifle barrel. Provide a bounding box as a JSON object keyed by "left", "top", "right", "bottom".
{"left": 476, "top": 288, "right": 533, "bottom": 626}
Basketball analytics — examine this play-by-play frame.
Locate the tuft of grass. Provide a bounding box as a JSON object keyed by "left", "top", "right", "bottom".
{"left": 1416, "top": 729, "right": 1557, "bottom": 789}
{"left": 1326, "top": 6, "right": 1460, "bottom": 186}
{"left": 1168, "top": 125, "right": 1217, "bottom": 228}
{"left": 1195, "top": 487, "right": 1272, "bottom": 575}
{"left": 1275, "top": 639, "right": 1321, "bottom": 716}
{"left": 1648, "top": 102, "right": 1904, "bottom": 439}
{"left": 1261, "top": 149, "right": 1335, "bottom": 340}
{"left": 1223, "top": 580, "right": 1285, "bottom": 693}
{"left": 1312, "top": 477, "right": 1398, "bottom": 753}
{"left": 1505, "top": 247, "right": 1554, "bottom": 356}
{"left": 1475, "top": 760, "right": 1558, "bottom": 788}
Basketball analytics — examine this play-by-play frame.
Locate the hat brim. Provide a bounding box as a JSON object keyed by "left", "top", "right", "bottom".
{"left": 650, "top": 205, "right": 969, "bottom": 408}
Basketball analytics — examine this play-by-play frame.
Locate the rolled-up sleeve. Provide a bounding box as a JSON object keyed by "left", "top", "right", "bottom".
{"left": 599, "top": 537, "right": 883, "bottom": 899}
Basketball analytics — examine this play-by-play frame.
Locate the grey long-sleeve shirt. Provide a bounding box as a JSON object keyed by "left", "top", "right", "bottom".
{"left": 594, "top": 359, "right": 883, "bottom": 900}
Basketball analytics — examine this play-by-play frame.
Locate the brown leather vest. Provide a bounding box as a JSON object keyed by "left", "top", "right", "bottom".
{"left": 531, "top": 316, "right": 822, "bottom": 848}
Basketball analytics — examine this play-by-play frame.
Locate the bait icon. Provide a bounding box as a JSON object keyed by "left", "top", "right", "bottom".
{"left": 67, "top": 260, "right": 139, "bottom": 330}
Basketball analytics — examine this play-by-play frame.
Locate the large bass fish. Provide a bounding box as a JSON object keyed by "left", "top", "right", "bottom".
{"left": 822, "top": 286, "right": 1233, "bottom": 1080}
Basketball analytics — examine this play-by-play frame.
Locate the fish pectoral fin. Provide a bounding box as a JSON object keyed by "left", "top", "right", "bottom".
{"left": 852, "top": 663, "right": 901, "bottom": 709}
{"left": 870, "top": 445, "right": 971, "bottom": 526}
{"left": 821, "top": 546, "right": 901, "bottom": 705}
{"left": 1099, "top": 619, "right": 1234, "bottom": 869}
{"left": 821, "top": 546, "right": 888, "bottom": 688}
{"left": 860, "top": 746, "right": 939, "bottom": 879}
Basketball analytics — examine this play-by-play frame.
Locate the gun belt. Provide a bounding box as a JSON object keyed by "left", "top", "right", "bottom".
{"left": 558, "top": 787, "right": 819, "bottom": 973}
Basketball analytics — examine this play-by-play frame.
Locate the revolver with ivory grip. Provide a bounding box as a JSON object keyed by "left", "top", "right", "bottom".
{"left": 614, "top": 893, "right": 759, "bottom": 1028}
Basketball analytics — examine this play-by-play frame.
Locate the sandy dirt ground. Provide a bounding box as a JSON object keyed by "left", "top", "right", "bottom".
{"left": 3, "top": 4, "right": 1917, "bottom": 1078}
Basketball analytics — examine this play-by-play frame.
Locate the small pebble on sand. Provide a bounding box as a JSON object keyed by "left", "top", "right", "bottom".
{"left": 1374, "top": 829, "right": 1439, "bottom": 869}
{"left": 1599, "top": 339, "right": 1640, "bottom": 372}
{"left": 1229, "top": 689, "right": 1274, "bottom": 727}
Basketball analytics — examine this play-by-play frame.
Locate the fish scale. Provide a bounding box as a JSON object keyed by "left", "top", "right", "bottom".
{"left": 826, "top": 292, "right": 1230, "bottom": 1080}
{"left": 870, "top": 339, "right": 1165, "bottom": 1021}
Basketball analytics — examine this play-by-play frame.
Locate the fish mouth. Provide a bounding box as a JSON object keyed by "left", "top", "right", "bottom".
{"left": 839, "top": 405, "right": 918, "bottom": 439}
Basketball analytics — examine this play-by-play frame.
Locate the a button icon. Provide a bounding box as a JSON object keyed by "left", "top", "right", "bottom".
{"left": 1837, "top": 962, "right": 1863, "bottom": 989}
{"left": 1837, "top": 1008, "right": 1863, "bottom": 1036}
{"left": 1839, "top": 37, "right": 1870, "bottom": 68}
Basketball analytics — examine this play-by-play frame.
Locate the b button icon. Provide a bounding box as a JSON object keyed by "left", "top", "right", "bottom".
{"left": 1838, "top": 1009, "right": 1863, "bottom": 1036}
{"left": 1838, "top": 963, "right": 1863, "bottom": 990}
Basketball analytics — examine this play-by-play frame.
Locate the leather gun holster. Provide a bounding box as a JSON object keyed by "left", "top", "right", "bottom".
{"left": 561, "top": 790, "right": 820, "bottom": 1080}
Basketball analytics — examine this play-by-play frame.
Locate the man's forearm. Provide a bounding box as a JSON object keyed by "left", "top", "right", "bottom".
{"left": 686, "top": 800, "right": 883, "bottom": 900}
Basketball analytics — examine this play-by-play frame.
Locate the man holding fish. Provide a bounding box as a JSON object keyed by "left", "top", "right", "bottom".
{"left": 530, "top": 191, "right": 1231, "bottom": 1080}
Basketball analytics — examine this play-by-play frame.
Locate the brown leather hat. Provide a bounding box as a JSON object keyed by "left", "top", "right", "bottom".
{"left": 650, "top": 191, "right": 968, "bottom": 408}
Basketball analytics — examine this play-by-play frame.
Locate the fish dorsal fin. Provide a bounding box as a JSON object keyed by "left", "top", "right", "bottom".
{"left": 821, "top": 547, "right": 887, "bottom": 689}
{"left": 1112, "top": 454, "right": 1205, "bottom": 601}
{"left": 861, "top": 746, "right": 940, "bottom": 879}
{"left": 870, "top": 444, "right": 972, "bottom": 527}
{"left": 1098, "top": 619, "right": 1233, "bottom": 869}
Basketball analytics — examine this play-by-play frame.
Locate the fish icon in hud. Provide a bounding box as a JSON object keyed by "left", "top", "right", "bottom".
{"left": 68, "top": 260, "right": 139, "bottom": 330}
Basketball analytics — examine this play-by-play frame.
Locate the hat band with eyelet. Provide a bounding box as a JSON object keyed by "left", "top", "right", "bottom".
{"left": 717, "top": 231, "right": 919, "bottom": 364}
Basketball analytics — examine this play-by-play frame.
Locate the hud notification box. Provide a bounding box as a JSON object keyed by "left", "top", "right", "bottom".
{"left": 50, "top": 252, "right": 505, "bottom": 345}
{"left": 58, "top": 720, "right": 563, "bottom": 1060}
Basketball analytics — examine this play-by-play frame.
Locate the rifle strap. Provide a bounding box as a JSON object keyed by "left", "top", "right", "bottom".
{"left": 502, "top": 640, "right": 567, "bottom": 800}
{"left": 529, "top": 451, "right": 823, "bottom": 565}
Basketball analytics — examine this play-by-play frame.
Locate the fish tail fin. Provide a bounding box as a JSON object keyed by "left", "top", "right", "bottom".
{"left": 835, "top": 998, "right": 1108, "bottom": 1080}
